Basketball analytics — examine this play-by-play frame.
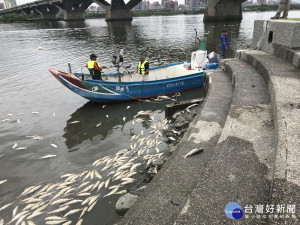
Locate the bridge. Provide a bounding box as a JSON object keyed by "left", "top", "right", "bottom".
{"left": 0, "top": 0, "right": 246, "bottom": 21}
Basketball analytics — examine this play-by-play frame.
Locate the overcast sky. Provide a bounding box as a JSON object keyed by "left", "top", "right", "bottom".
{"left": 2, "top": 0, "right": 300, "bottom": 7}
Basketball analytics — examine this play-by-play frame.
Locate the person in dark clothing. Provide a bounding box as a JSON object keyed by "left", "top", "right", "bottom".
{"left": 86, "top": 54, "right": 107, "bottom": 80}
{"left": 220, "top": 30, "right": 230, "bottom": 59}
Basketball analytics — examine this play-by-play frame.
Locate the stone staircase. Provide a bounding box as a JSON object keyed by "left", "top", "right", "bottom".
{"left": 119, "top": 21, "right": 300, "bottom": 224}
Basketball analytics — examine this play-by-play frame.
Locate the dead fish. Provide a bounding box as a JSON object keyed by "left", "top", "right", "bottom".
{"left": 32, "top": 136, "right": 43, "bottom": 140}
{"left": 123, "top": 117, "right": 126, "bottom": 121}
{"left": 27, "top": 212, "right": 44, "bottom": 220}
{"left": 79, "top": 207, "right": 88, "bottom": 219}
{"left": 97, "top": 181, "right": 105, "bottom": 192}
{"left": 0, "top": 154, "right": 4, "bottom": 158}
{"left": 45, "top": 220, "right": 66, "bottom": 225}
{"left": 28, "top": 221, "right": 37, "bottom": 225}
{"left": 62, "top": 222, "right": 72, "bottom": 225}
{"left": 104, "top": 187, "right": 119, "bottom": 197}
{"left": 1, "top": 119, "right": 10, "bottom": 122}
{"left": 102, "top": 105, "right": 106, "bottom": 108}
{"left": 32, "top": 112, "right": 39, "bottom": 114}
{"left": 87, "top": 201, "right": 97, "bottom": 212}
{"left": 0, "top": 202, "right": 12, "bottom": 211}
{"left": 48, "top": 205, "right": 69, "bottom": 214}
{"left": 0, "top": 219, "right": 3, "bottom": 225}
{"left": 69, "top": 121, "right": 80, "bottom": 124}
{"left": 116, "top": 190, "right": 127, "bottom": 195}
{"left": 186, "top": 103, "right": 198, "bottom": 109}
{"left": 50, "top": 144, "right": 58, "bottom": 148}
{"left": 40, "top": 155, "right": 56, "bottom": 159}
{"left": 169, "top": 137, "right": 176, "bottom": 141}
{"left": 12, "top": 143, "right": 17, "bottom": 149}
{"left": 96, "top": 122, "right": 102, "bottom": 127}
{"left": 94, "top": 170, "right": 102, "bottom": 180}
{"left": 45, "top": 216, "right": 66, "bottom": 221}
{"left": 63, "top": 208, "right": 82, "bottom": 218}
{"left": 15, "top": 147, "right": 27, "bottom": 150}
{"left": 158, "top": 95, "right": 170, "bottom": 100}
{"left": 183, "top": 148, "right": 203, "bottom": 158}
{"left": 7, "top": 113, "right": 13, "bottom": 116}
{"left": 126, "top": 106, "right": 130, "bottom": 110}
{"left": 62, "top": 200, "right": 82, "bottom": 207}
{"left": 76, "top": 219, "right": 83, "bottom": 225}
{"left": 12, "top": 205, "right": 19, "bottom": 218}
{"left": 53, "top": 113, "right": 56, "bottom": 117}
{"left": 106, "top": 115, "right": 109, "bottom": 118}
{"left": 104, "top": 178, "right": 110, "bottom": 188}
{"left": 76, "top": 192, "right": 91, "bottom": 197}
{"left": 17, "top": 119, "right": 21, "bottom": 124}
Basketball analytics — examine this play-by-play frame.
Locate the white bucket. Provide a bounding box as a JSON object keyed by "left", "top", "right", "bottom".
{"left": 191, "top": 50, "right": 207, "bottom": 70}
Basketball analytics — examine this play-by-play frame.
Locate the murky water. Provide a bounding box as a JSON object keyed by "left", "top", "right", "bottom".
{"left": 0, "top": 10, "right": 299, "bottom": 225}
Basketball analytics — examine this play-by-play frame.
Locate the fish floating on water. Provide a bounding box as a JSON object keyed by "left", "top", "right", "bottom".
{"left": 0, "top": 180, "right": 7, "bottom": 185}
{"left": 40, "top": 155, "right": 57, "bottom": 159}
{"left": 32, "top": 112, "right": 39, "bottom": 114}
{"left": 15, "top": 147, "right": 27, "bottom": 150}
{"left": 17, "top": 119, "right": 21, "bottom": 124}
{"left": 50, "top": 144, "right": 58, "bottom": 148}
{"left": 69, "top": 121, "right": 80, "bottom": 124}
{"left": 126, "top": 106, "right": 130, "bottom": 110}
{"left": 12, "top": 143, "right": 17, "bottom": 149}
{"left": 53, "top": 113, "right": 56, "bottom": 117}
{"left": 96, "top": 122, "right": 102, "bottom": 127}
{"left": 1, "top": 119, "right": 10, "bottom": 122}
{"left": 123, "top": 117, "right": 126, "bottom": 122}
{"left": 183, "top": 148, "right": 203, "bottom": 158}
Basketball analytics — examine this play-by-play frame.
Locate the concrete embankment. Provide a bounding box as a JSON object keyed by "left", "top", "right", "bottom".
{"left": 119, "top": 20, "right": 300, "bottom": 224}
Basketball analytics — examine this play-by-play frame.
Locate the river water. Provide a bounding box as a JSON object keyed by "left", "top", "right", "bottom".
{"left": 0, "top": 10, "right": 299, "bottom": 225}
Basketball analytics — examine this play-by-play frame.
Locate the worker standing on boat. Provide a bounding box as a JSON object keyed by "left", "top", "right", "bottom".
{"left": 86, "top": 54, "right": 107, "bottom": 80}
{"left": 133, "top": 56, "right": 149, "bottom": 75}
{"left": 220, "top": 30, "right": 230, "bottom": 59}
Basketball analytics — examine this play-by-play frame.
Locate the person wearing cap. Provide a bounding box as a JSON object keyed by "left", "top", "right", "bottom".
{"left": 220, "top": 30, "right": 230, "bottom": 59}
{"left": 86, "top": 54, "right": 107, "bottom": 80}
{"left": 133, "top": 56, "right": 149, "bottom": 75}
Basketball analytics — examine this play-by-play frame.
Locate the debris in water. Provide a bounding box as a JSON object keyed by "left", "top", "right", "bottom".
{"left": 38, "top": 47, "right": 43, "bottom": 50}
{"left": 123, "top": 117, "right": 126, "bottom": 122}
{"left": 51, "top": 144, "right": 58, "bottom": 148}
{"left": 102, "top": 105, "right": 106, "bottom": 108}
{"left": 53, "top": 113, "right": 56, "bottom": 117}
{"left": 32, "top": 112, "right": 39, "bottom": 114}
{"left": 15, "top": 147, "right": 27, "bottom": 150}
{"left": 106, "top": 115, "right": 109, "bottom": 118}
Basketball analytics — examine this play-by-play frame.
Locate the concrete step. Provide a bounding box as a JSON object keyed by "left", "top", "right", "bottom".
{"left": 119, "top": 70, "right": 234, "bottom": 225}
{"left": 240, "top": 50, "right": 300, "bottom": 221}
{"left": 174, "top": 59, "right": 276, "bottom": 224}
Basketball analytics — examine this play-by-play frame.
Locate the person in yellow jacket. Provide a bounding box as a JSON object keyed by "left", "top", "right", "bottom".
{"left": 133, "top": 56, "right": 149, "bottom": 75}
{"left": 86, "top": 54, "right": 107, "bottom": 80}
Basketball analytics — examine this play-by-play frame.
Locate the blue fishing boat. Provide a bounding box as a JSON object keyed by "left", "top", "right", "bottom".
{"left": 49, "top": 60, "right": 210, "bottom": 103}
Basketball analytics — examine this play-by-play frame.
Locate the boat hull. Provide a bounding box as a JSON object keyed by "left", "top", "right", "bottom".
{"left": 48, "top": 64, "right": 204, "bottom": 103}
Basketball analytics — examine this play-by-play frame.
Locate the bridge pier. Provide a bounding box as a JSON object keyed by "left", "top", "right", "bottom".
{"left": 204, "top": 0, "right": 246, "bottom": 21}
{"left": 54, "top": 0, "right": 92, "bottom": 21}
{"left": 32, "top": 5, "right": 59, "bottom": 20}
{"left": 95, "top": 0, "right": 141, "bottom": 21}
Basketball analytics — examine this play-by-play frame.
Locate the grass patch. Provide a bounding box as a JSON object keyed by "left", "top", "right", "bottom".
{"left": 0, "top": 13, "right": 39, "bottom": 22}
{"left": 287, "top": 18, "right": 300, "bottom": 21}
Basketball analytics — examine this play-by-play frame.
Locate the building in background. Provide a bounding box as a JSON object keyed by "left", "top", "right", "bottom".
{"left": 257, "top": 0, "right": 267, "bottom": 4}
{"left": 4, "top": 0, "right": 16, "bottom": 9}
{"left": 151, "top": 1, "right": 162, "bottom": 10}
{"left": 185, "top": 0, "right": 205, "bottom": 9}
{"left": 134, "top": 0, "right": 150, "bottom": 11}
{"left": 165, "top": 0, "right": 178, "bottom": 10}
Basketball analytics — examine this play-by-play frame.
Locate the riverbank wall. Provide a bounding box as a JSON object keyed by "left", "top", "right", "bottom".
{"left": 118, "top": 19, "right": 300, "bottom": 224}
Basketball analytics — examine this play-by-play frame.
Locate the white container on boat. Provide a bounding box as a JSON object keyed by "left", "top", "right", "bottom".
{"left": 191, "top": 50, "right": 207, "bottom": 71}
{"left": 183, "top": 61, "right": 191, "bottom": 69}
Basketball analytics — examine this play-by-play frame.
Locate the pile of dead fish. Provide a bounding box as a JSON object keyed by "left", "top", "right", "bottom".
{"left": 0, "top": 111, "right": 170, "bottom": 225}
